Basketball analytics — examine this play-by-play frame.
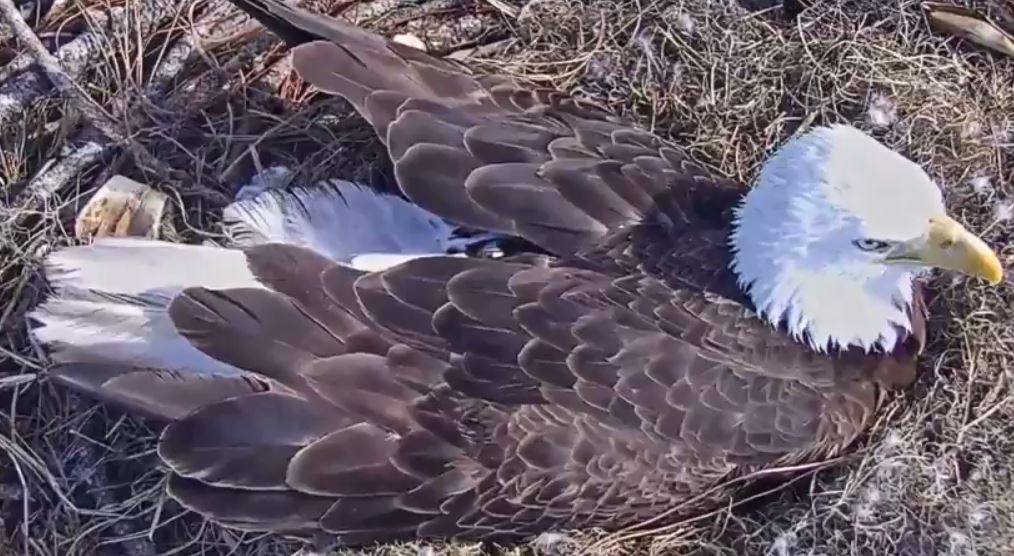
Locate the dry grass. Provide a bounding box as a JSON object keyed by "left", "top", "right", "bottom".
{"left": 0, "top": 0, "right": 1013, "bottom": 554}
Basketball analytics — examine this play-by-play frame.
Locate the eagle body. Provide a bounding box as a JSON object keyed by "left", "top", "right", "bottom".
{"left": 28, "top": 0, "right": 1001, "bottom": 545}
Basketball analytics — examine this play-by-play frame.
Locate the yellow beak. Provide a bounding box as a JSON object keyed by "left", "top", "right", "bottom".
{"left": 886, "top": 215, "right": 1003, "bottom": 285}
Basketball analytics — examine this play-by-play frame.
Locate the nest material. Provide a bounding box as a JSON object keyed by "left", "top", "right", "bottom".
{"left": 0, "top": 0, "right": 1012, "bottom": 554}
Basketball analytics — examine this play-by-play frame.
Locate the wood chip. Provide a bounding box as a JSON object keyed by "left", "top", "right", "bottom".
{"left": 392, "top": 32, "right": 427, "bottom": 51}
{"left": 75, "top": 175, "right": 169, "bottom": 239}
{"left": 924, "top": 2, "right": 1014, "bottom": 59}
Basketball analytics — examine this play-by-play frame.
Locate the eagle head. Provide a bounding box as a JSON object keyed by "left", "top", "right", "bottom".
{"left": 730, "top": 125, "right": 1002, "bottom": 353}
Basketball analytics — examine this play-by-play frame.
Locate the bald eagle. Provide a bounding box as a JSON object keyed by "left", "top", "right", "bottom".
{"left": 29, "top": 0, "right": 1002, "bottom": 544}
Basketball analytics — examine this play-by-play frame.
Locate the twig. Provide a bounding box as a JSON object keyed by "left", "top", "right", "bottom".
{"left": 0, "top": 0, "right": 74, "bottom": 82}
{"left": 959, "top": 392, "right": 1014, "bottom": 440}
{"left": 18, "top": 127, "right": 110, "bottom": 207}
{"left": 0, "top": 0, "right": 188, "bottom": 188}
{"left": 67, "top": 395, "right": 157, "bottom": 556}
{"left": 0, "top": 11, "right": 109, "bottom": 128}
{"left": 0, "top": 0, "right": 178, "bottom": 129}
{"left": 0, "top": 0, "right": 122, "bottom": 142}
{"left": 481, "top": 0, "right": 519, "bottom": 19}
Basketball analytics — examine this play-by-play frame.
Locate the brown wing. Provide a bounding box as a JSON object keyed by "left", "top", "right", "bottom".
{"left": 226, "top": 0, "right": 746, "bottom": 298}
{"left": 149, "top": 243, "right": 913, "bottom": 543}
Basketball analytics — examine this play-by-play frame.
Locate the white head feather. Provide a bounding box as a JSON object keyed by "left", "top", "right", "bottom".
{"left": 730, "top": 125, "right": 946, "bottom": 353}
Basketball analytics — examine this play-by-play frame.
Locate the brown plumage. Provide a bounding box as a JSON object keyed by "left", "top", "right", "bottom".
{"left": 152, "top": 243, "right": 919, "bottom": 542}
{"left": 33, "top": 0, "right": 977, "bottom": 545}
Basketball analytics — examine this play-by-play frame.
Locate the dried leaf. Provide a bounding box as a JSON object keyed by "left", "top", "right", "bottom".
{"left": 75, "top": 175, "right": 169, "bottom": 240}
{"left": 924, "top": 2, "right": 1014, "bottom": 59}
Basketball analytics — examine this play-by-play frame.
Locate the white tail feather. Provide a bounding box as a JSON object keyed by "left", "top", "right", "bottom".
{"left": 43, "top": 237, "right": 261, "bottom": 293}
{"left": 30, "top": 239, "right": 260, "bottom": 376}
{"left": 32, "top": 169, "right": 511, "bottom": 381}
{"left": 223, "top": 173, "right": 481, "bottom": 264}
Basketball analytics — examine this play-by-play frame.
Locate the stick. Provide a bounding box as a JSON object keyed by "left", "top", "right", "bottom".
{"left": 0, "top": 14, "right": 109, "bottom": 128}
{"left": 0, "top": 0, "right": 188, "bottom": 185}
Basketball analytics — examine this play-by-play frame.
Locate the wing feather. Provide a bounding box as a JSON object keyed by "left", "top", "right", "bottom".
{"left": 287, "top": 422, "right": 422, "bottom": 496}
{"left": 101, "top": 369, "right": 271, "bottom": 420}
{"left": 159, "top": 392, "right": 345, "bottom": 489}
{"left": 244, "top": 243, "right": 392, "bottom": 355}
{"left": 167, "top": 475, "right": 334, "bottom": 534}
{"left": 168, "top": 287, "right": 344, "bottom": 385}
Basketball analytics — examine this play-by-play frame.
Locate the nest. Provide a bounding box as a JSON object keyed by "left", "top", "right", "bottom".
{"left": 0, "top": 0, "right": 1012, "bottom": 554}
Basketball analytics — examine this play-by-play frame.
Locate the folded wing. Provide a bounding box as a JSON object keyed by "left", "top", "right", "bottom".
{"left": 228, "top": 0, "right": 747, "bottom": 295}
{"left": 144, "top": 244, "right": 885, "bottom": 542}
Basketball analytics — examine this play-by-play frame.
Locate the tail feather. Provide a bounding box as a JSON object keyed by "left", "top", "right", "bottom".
{"left": 31, "top": 169, "right": 508, "bottom": 381}
{"left": 223, "top": 168, "right": 506, "bottom": 264}
{"left": 30, "top": 239, "right": 261, "bottom": 377}
{"left": 41, "top": 237, "right": 260, "bottom": 294}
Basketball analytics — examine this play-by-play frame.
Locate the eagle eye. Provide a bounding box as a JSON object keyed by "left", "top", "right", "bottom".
{"left": 853, "top": 239, "right": 891, "bottom": 252}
